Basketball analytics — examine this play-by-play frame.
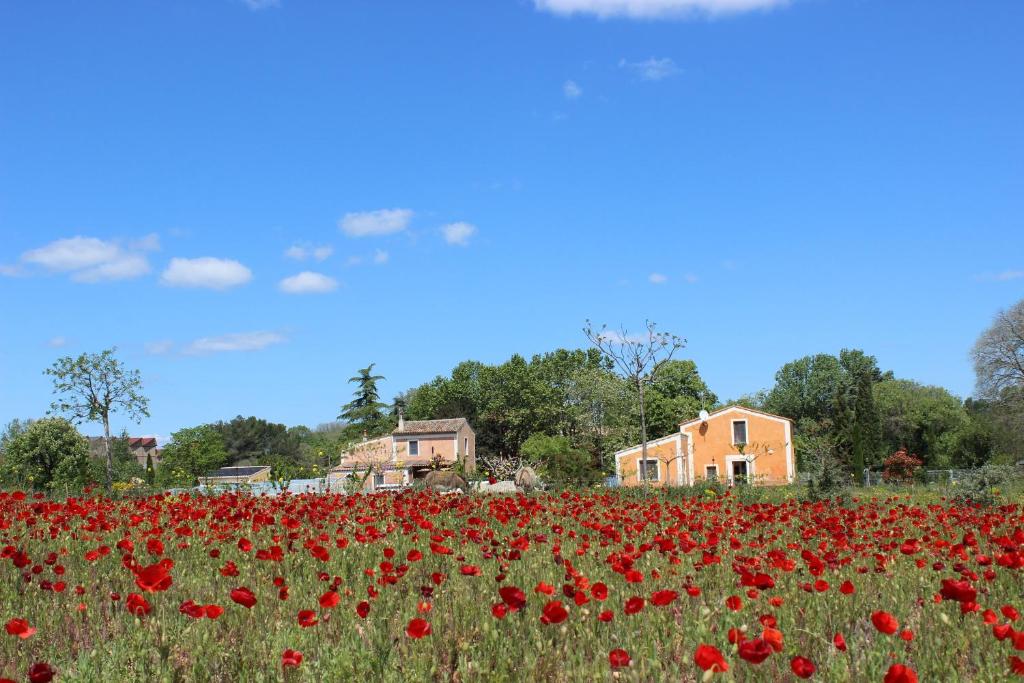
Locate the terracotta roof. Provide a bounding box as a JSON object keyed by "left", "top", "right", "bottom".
{"left": 128, "top": 437, "right": 157, "bottom": 448}
{"left": 395, "top": 418, "right": 470, "bottom": 434}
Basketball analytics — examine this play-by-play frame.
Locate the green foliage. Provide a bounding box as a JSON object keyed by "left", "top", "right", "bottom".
{"left": 643, "top": 360, "right": 717, "bottom": 438}
{"left": 0, "top": 417, "right": 95, "bottom": 491}
{"left": 156, "top": 425, "right": 229, "bottom": 487}
{"left": 212, "top": 415, "right": 302, "bottom": 466}
{"left": 873, "top": 380, "right": 970, "bottom": 467}
{"left": 520, "top": 433, "right": 601, "bottom": 488}
{"left": 338, "top": 363, "right": 388, "bottom": 439}
{"left": 950, "top": 465, "right": 1019, "bottom": 507}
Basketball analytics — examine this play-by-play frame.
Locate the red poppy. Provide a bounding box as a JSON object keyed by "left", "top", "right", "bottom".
{"left": 624, "top": 596, "right": 645, "bottom": 615}
{"left": 591, "top": 582, "right": 608, "bottom": 601}
{"left": 1010, "top": 656, "right": 1024, "bottom": 675}
{"left": 281, "top": 649, "right": 303, "bottom": 669}
{"left": 725, "top": 595, "right": 742, "bottom": 611}
{"left": 1003, "top": 605, "right": 1021, "bottom": 622}
{"left": 609, "top": 648, "right": 630, "bottom": 669}
{"left": 319, "top": 591, "right": 340, "bottom": 608}
{"left": 499, "top": 586, "right": 526, "bottom": 611}
{"left": 762, "top": 627, "right": 783, "bottom": 653}
{"left": 651, "top": 590, "right": 678, "bottom": 606}
{"left": 356, "top": 601, "right": 370, "bottom": 618}
{"left": 535, "top": 581, "right": 555, "bottom": 595}
{"left": 230, "top": 587, "right": 257, "bottom": 609}
{"left": 840, "top": 580, "right": 855, "bottom": 595}
{"left": 460, "top": 564, "right": 482, "bottom": 576}
{"left": 179, "top": 600, "right": 206, "bottom": 619}
{"left": 899, "top": 629, "right": 914, "bottom": 642}
{"left": 134, "top": 562, "right": 173, "bottom": 593}
{"left": 491, "top": 603, "right": 508, "bottom": 619}
{"left": 940, "top": 579, "right": 977, "bottom": 604}
{"left": 125, "top": 593, "right": 152, "bottom": 617}
{"left": 693, "top": 644, "right": 729, "bottom": 673}
{"left": 872, "top": 610, "right": 899, "bottom": 635}
{"left": 5, "top": 618, "right": 36, "bottom": 639}
{"left": 406, "top": 617, "right": 431, "bottom": 638}
{"left": 541, "top": 601, "right": 568, "bottom": 625}
{"left": 790, "top": 656, "right": 815, "bottom": 678}
{"left": 27, "top": 663, "right": 56, "bottom": 683}
{"left": 737, "top": 638, "right": 772, "bottom": 664}
{"left": 297, "top": 610, "right": 318, "bottom": 628}
{"left": 598, "top": 610, "right": 614, "bottom": 622}
{"left": 205, "top": 604, "right": 224, "bottom": 619}
{"left": 883, "top": 664, "right": 918, "bottom": 683}
{"left": 833, "top": 633, "right": 847, "bottom": 652}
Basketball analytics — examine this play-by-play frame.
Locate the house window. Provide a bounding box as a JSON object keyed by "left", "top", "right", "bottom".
{"left": 464, "top": 437, "right": 468, "bottom": 453}
{"left": 408, "top": 441, "right": 419, "bottom": 456}
{"left": 732, "top": 420, "right": 748, "bottom": 445}
{"left": 637, "top": 459, "right": 660, "bottom": 481}
{"left": 706, "top": 465, "right": 719, "bottom": 481}
{"left": 373, "top": 473, "right": 385, "bottom": 488}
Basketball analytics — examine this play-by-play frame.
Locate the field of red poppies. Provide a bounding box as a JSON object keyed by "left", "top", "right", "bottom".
{"left": 2, "top": 487, "right": 1023, "bottom": 682}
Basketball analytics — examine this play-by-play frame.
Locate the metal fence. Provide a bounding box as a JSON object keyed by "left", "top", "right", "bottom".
{"left": 862, "top": 468, "right": 1000, "bottom": 487}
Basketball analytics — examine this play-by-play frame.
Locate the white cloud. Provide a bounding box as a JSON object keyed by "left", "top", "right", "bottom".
{"left": 184, "top": 331, "right": 286, "bottom": 355}
{"left": 0, "top": 264, "right": 25, "bottom": 277}
{"left": 976, "top": 270, "right": 1024, "bottom": 282}
{"left": 563, "top": 80, "right": 583, "bottom": 99}
{"left": 160, "top": 257, "right": 252, "bottom": 290}
{"left": 340, "top": 209, "right": 413, "bottom": 237}
{"left": 441, "top": 222, "right": 477, "bottom": 247}
{"left": 648, "top": 272, "right": 668, "bottom": 284}
{"left": 373, "top": 249, "right": 389, "bottom": 265}
{"left": 20, "top": 236, "right": 154, "bottom": 282}
{"left": 619, "top": 57, "right": 680, "bottom": 81}
{"left": 345, "top": 255, "right": 364, "bottom": 267}
{"left": 47, "top": 336, "right": 68, "bottom": 348}
{"left": 284, "top": 245, "right": 308, "bottom": 260}
{"left": 312, "top": 245, "right": 334, "bottom": 262}
{"left": 535, "top": 0, "right": 788, "bottom": 19}
{"left": 285, "top": 244, "right": 333, "bottom": 262}
{"left": 278, "top": 271, "right": 339, "bottom": 294}
{"left": 145, "top": 340, "right": 175, "bottom": 355}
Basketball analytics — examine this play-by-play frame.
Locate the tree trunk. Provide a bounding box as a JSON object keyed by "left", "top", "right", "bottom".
{"left": 103, "top": 413, "right": 112, "bottom": 489}
{"left": 638, "top": 380, "right": 648, "bottom": 492}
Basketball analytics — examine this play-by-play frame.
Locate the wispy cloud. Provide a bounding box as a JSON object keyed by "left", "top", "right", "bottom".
{"left": 534, "top": 0, "right": 789, "bottom": 19}
{"left": 563, "top": 80, "right": 583, "bottom": 100}
{"left": 160, "top": 257, "right": 252, "bottom": 290}
{"left": 648, "top": 272, "right": 668, "bottom": 284}
{"left": 278, "top": 271, "right": 339, "bottom": 294}
{"left": 975, "top": 270, "right": 1024, "bottom": 282}
{"left": 441, "top": 222, "right": 477, "bottom": 247}
{"left": 17, "top": 235, "right": 157, "bottom": 282}
{"left": 312, "top": 245, "right": 334, "bottom": 261}
{"left": 184, "top": 331, "right": 285, "bottom": 355}
{"left": 373, "top": 249, "right": 389, "bottom": 265}
{"left": 619, "top": 57, "right": 680, "bottom": 81}
{"left": 284, "top": 244, "right": 333, "bottom": 262}
{"left": 145, "top": 340, "right": 175, "bottom": 355}
{"left": 340, "top": 209, "right": 413, "bottom": 237}
{"left": 47, "top": 336, "right": 68, "bottom": 348}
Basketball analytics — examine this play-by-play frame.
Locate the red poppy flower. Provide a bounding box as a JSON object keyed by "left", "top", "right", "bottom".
{"left": 840, "top": 580, "right": 855, "bottom": 595}
{"left": 406, "top": 617, "right": 431, "bottom": 638}
{"left": 738, "top": 638, "right": 772, "bottom": 664}
{"left": 125, "top": 593, "right": 152, "bottom": 617}
{"left": 205, "top": 604, "right": 224, "bottom": 619}
{"left": 535, "top": 582, "right": 555, "bottom": 595}
{"left": 179, "top": 600, "right": 206, "bottom": 619}
{"left": 356, "top": 601, "right": 370, "bottom": 618}
{"left": 790, "top": 656, "right": 816, "bottom": 678}
{"left": 598, "top": 610, "right": 614, "bottom": 622}
{"left": 762, "top": 628, "right": 783, "bottom": 653}
{"left": 940, "top": 579, "right": 977, "bottom": 604}
{"left": 833, "top": 633, "right": 847, "bottom": 652}
{"left": 297, "top": 610, "right": 318, "bottom": 628}
{"left": 1003, "top": 605, "right": 1021, "bottom": 622}
{"left": 1010, "top": 656, "right": 1024, "bottom": 675}
{"left": 541, "top": 601, "right": 568, "bottom": 625}
{"left": 491, "top": 603, "right": 508, "bottom": 619}
{"left": 319, "top": 591, "right": 340, "bottom": 608}
{"left": 609, "top": 648, "right": 630, "bottom": 669}
{"left": 872, "top": 610, "right": 899, "bottom": 635}
{"left": 693, "top": 644, "right": 729, "bottom": 673}
{"left": 5, "top": 618, "right": 36, "bottom": 639}
{"left": 591, "top": 582, "right": 608, "bottom": 601}
{"left": 651, "top": 590, "right": 678, "bottom": 606}
{"left": 281, "top": 649, "right": 303, "bottom": 669}
{"left": 499, "top": 586, "right": 526, "bottom": 611}
{"left": 460, "top": 564, "right": 482, "bottom": 576}
{"left": 134, "top": 562, "right": 173, "bottom": 593}
{"left": 27, "top": 663, "right": 56, "bottom": 683}
{"left": 624, "top": 596, "right": 645, "bottom": 615}
{"left": 230, "top": 587, "right": 257, "bottom": 609}
{"left": 883, "top": 664, "right": 918, "bottom": 683}
{"left": 725, "top": 595, "right": 742, "bottom": 611}
{"left": 899, "top": 629, "right": 914, "bottom": 642}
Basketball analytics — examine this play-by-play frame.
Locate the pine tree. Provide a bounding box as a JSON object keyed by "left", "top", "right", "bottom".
{"left": 339, "top": 364, "right": 388, "bottom": 439}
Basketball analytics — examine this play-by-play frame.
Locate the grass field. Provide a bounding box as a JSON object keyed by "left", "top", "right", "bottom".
{"left": 2, "top": 485, "right": 1023, "bottom": 681}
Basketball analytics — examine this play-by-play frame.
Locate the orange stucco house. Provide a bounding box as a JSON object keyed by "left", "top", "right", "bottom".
{"left": 328, "top": 416, "right": 476, "bottom": 492}
{"left": 614, "top": 406, "right": 795, "bottom": 487}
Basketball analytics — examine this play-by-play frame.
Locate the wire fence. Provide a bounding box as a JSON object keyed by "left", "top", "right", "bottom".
{"left": 861, "top": 467, "right": 1014, "bottom": 487}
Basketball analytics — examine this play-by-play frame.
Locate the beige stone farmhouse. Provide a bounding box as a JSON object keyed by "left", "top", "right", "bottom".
{"left": 328, "top": 416, "right": 476, "bottom": 491}
{"left": 615, "top": 406, "right": 795, "bottom": 487}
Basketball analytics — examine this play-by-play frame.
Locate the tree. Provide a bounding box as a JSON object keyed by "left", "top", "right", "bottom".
{"left": 837, "top": 371, "right": 883, "bottom": 476}
{"left": 0, "top": 418, "right": 93, "bottom": 491}
{"left": 644, "top": 360, "right": 717, "bottom": 438}
{"left": 156, "top": 425, "right": 228, "bottom": 487}
{"left": 520, "top": 433, "right": 600, "bottom": 488}
{"left": 338, "top": 364, "right": 388, "bottom": 439}
{"left": 972, "top": 299, "right": 1024, "bottom": 400}
{"left": 213, "top": 416, "right": 301, "bottom": 465}
{"left": 584, "top": 320, "right": 684, "bottom": 488}
{"left": 872, "top": 380, "right": 970, "bottom": 467}
{"left": 45, "top": 348, "right": 149, "bottom": 488}
{"left": 763, "top": 354, "right": 845, "bottom": 425}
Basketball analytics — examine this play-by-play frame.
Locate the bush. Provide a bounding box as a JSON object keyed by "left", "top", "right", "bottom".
{"left": 882, "top": 449, "right": 923, "bottom": 484}
{"left": 520, "top": 433, "right": 601, "bottom": 488}
{"left": 951, "top": 465, "right": 1019, "bottom": 507}
{"left": 0, "top": 418, "right": 96, "bottom": 491}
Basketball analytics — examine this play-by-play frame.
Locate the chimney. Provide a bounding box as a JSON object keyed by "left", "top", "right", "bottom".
{"left": 397, "top": 408, "right": 405, "bottom": 432}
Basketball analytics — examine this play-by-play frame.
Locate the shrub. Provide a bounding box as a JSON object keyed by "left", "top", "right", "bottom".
{"left": 882, "top": 449, "right": 923, "bottom": 484}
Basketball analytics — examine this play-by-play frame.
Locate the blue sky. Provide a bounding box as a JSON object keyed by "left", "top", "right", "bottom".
{"left": 1, "top": 0, "right": 1022, "bottom": 443}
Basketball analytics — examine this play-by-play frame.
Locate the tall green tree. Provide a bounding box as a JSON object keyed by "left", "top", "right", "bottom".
{"left": 157, "top": 425, "right": 228, "bottom": 487}
{"left": 339, "top": 364, "right": 388, "bottom": 439}
{"left": 644, "top": 359, "right": 717, "bottom": 438}
{"left": 213, "top": 416, "right": 301, "bottom": 465}
{"left": 873, "top": 380, "right": 971, "bottom": 467}
{"left": 45, "top": 348, "right": 149, "bottom": 488}
{"left": 0, "top": 418, "right": 93, "bottom": 491}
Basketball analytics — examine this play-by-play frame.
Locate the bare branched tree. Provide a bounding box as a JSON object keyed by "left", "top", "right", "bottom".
{"left": 584, "top": 320, "right": 685, "bottom": 488}
{"left": 972, "top": 299, "right": 1024, "bottom": 399}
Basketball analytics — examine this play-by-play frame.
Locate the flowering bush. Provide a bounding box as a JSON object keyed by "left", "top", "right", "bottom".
{"left": 1, "top": 487, "right": 1022, "bottom": 680}
{"left": 882, "top": 449, "right": 923, "bottom": 484}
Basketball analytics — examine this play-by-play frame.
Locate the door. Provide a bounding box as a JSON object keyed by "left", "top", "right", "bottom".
{"left": 731, "top": 460, "right": 748, "bottom": 485}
